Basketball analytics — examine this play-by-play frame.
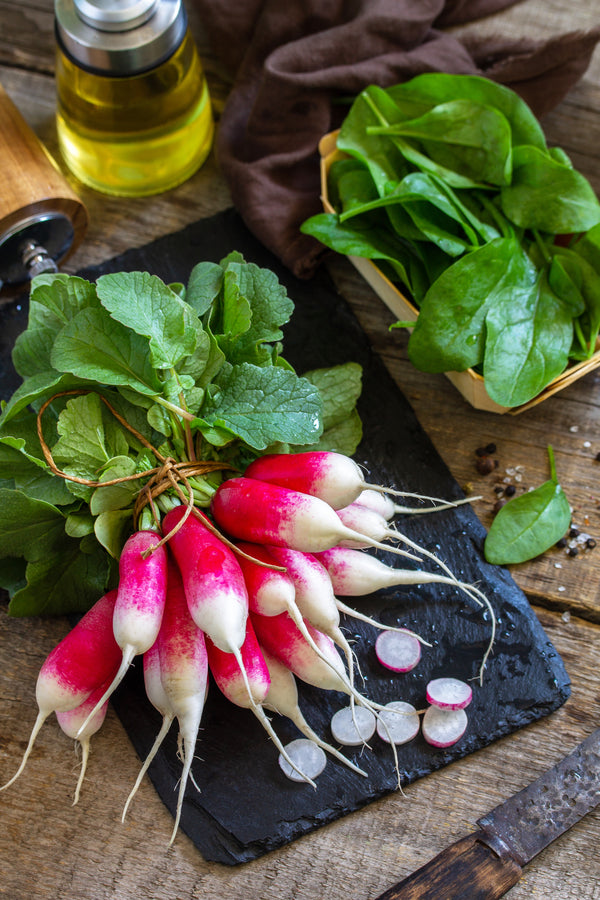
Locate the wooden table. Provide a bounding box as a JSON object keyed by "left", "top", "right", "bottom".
{"left": 1, "top": 2, "right": 599, "bottom": 898}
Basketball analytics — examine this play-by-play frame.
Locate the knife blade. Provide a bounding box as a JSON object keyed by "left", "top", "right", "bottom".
{"left": 373, "top": 728, "right": 600, "bottom": 900}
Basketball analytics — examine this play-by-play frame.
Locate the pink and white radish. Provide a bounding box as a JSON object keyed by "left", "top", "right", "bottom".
{"left": 56, "top": 679, "right": 111, "bottom": 804}
{"left": 426, "top": 677, "right": 472, "bottom": 710}
{"left": 244, "top": 450, "right": 476, "bottom": 513}
{"left": 375, "top": 701, "right": 420, "bottom": 745}
{"left": 157, "top": 560, "right": 209, "bottom": 844}
{"left": 163, "top": 506, "right": 249, "bottom": 656}
{"left": 76, "top": 530, "right": 168, "bottom": 736}
{"left": 422, "top": 706, "right": 468, "bottom": 748}
{"left": 375, "top": 630, "right": 422, "bottom": 673}
{"left": 316, "top": 546, "right": 495, "bottom": 683}
{"left": 0, "top": 589, "right": 122, "bottom": 792}
{"left": 235, "top": 541, "right": 296, "bottom": 617}
{"left": 121, "top": 641, "right": 176, "bottom": 822}
{"left": 206, "top": 616, "right": 319, "bottom": 786}
{"left": 260, "top": 649, "right": 367, "bottom": 776}
{"left": 210, "top": 477, "right": 417, "bottom": 559}
{"left": 262, "top": 546, "right": 358, "bottom": 685}
{"left": 356, "top": 488, "right": 479, "bottom": 518}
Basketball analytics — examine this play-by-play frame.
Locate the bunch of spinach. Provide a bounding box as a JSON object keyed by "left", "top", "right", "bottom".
{"left": 0, "top": 252, "right": 363, "bottom": 617}
{"left": 301, "top": 73, "right": 600, "bottom": 407}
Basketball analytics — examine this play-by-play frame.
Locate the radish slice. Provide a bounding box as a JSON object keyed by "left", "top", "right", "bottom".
{"left": 422, "top": 706, "right": 468, "bottom": 748}
{"left": 426, "top": 677, "right": 472, "bottom": 710}
{"left": 376, "top": 701, "right": 420, "bottom": 745}
{"left": 330, "top": 705, "right": 376, "bottom": 746}
{"left": 375, "top": 630, "right": 421, "bottom": 672}
{"left": 278, "top": 739, "right": 327, "bottom": 782}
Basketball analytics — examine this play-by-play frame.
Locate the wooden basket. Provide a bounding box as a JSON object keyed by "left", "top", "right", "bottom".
{"left": 319, "top": 131, "right": 600, "bottom": 414}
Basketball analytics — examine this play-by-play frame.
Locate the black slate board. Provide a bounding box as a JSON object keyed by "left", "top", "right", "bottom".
{"left": 0, "top": 208, "right": 571, "bottom": 865}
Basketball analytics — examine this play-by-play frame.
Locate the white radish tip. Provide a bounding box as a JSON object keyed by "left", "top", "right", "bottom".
{"left": 425, "top": 677, "right": 472, "bottom": 710}
{"left": 422, "top": 706, "right": 468, "bottom": 748}
{"left": 330, "top": 705, "right": 376, "bottom": 746}
{"left": 375, "top": 630, "right": 422, "bottom": 673}
{"left": 375, "top": 701, "right": 420, "bottom": 745}
{"left": 278, "top": 739, "right": 327, "bottom": 783}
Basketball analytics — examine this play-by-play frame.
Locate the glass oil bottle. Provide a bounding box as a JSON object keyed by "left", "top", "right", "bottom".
{"left": 54, "top": 0, "right": 214, "bottom": 197}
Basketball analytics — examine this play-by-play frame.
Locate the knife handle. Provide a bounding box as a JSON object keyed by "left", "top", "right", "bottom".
{"left": 373, "top": 832, "right": 522, "bottom": 900}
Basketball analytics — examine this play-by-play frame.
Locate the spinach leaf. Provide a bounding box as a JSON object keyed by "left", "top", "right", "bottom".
{"left": 500, "top": 145, "right": 600, "bottom": 233}
{"left": 483, "top": 268, "right": 574, "bottom": 407}
{"left": 484, "top": 446, "right": 570, "bottom": 565}
{"left": 386, "top": 73, "right": 548, "bottom": 150}
{"left": 368, "top": 99, "right": 513, "bottom": 186}
{"left": 407, "top": 236, "right": 534, "bottom": 373}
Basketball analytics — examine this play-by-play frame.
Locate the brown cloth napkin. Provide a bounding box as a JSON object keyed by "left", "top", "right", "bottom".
{"left": 192, "top": 0, "right": 600, "bottom": 278}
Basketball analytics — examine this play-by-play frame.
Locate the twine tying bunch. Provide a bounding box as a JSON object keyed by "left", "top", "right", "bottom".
{"left": 35, "top": 389, "right": 248, "bottom": 559}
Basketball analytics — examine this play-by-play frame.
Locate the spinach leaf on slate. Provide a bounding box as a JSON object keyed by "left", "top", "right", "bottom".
{"left": 484, "top": 446, "right": 571, "bottom": 565}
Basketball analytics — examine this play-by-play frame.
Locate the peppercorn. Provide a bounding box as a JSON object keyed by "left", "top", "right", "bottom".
{"left": 504, "top": 484, "right": 516, "bottom": 497}
{"left": 493, "top": 499, "right": 506, "bottom": 513}
{"left": 567, "top": 546, "right": 579, "bottom": 557}
{"left": 569, "top": 526, "right": 579, "bottom": 538}
{"left": 476, "top": 456, "right": 496, "bottom": 475}
{"left": 556, "top": 537, "right": 568, "bottom": 548}
{"left": 587, "top": 538, "right": 596, "bottom": 549}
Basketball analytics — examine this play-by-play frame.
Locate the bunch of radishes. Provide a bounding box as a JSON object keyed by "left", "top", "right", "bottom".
{"left": 0, "top": 450, "right": 494, "bottom": 844}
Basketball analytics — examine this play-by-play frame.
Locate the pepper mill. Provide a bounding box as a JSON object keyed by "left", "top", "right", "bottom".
{"left": 0, "top": 82, "right": 88, "bottom": 299}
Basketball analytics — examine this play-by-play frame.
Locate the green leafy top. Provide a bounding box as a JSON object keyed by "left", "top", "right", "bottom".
{"left": 0, "top": 253, "right": 363, "bottom": 617}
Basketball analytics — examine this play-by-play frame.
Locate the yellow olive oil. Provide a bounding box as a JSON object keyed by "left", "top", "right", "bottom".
{"left": 55, "top": 29, "right": 214, "bottom": 197}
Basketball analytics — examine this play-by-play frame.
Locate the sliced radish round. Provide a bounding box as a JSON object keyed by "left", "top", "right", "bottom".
{"left": 376, "top": 700, "right": 420, "bottom": 745}
{"left": 422, "top": 706, "right": 468, "bottom": 748}
{"left": 278, "top": 739, "right": 327, "bottom": 782}
{"left": 375, "top": 630, "right": 422, "bottom": 672}
{"left": 426, "top": 677, "right": 472, "bottom": 710}
{"left": 330, "top": 705, "right": 376, "bottom": 746}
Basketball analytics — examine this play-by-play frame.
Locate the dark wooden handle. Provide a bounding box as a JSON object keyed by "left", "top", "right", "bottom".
{"left": 373, "top": 832, "right": 523, "bottom": 900}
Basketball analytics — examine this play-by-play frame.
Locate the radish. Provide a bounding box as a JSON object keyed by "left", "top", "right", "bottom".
{"left": 210, "top": 477, "right": 417, "bottom": 559}
{"left": 251, "top": 610, "right": 355, "bottom": 696}
{"left": 356, "top": 488, "right": 480, "bottom": 518}
{"left": 244, "top": 450, "right": 477, "bottom": 513}
{"left": 375, "top": 630, "right": 422, "bottom": 673}
{"left": 278, "top": 739, "right": 327, "bottom": 783}
{"left": 426, "top": 677, "right": 472, "bottom": 710}
{"left": 315, "top": 546, "right": 495, "bottom": 683}
{"left": 375, "top": 701, "right": 420, "bottom": 745}
{"left": 121, "top": 642, "right": 176, "bottom": 822}
{"left": 260, "top": 649, "right": 367, "bottom": 776}
{"left": 76, "top": 530, "right": 168, "bottom": 736}
{"left": 157, "top": 560, "right": 209, "bottom": 845}
{"left": 262, "top": 546, "right": 357, "bottom": 684}
{"left": 0, "top": 589, "right": 122, "bottom": 792}
{"left": 330, "top": 705, "right": 376, "bottom": 746}
{"left": 163, "top": 505, "right": 249, "bottom": 655}
{"left": 56, "top": 680, "right": 111, "bottom": 804}
{"left": 235, "top": 541, "right": 296, "bottom": 617}
{"left": 206, "top": 616, "right": 319, "bottom": 786}
{"left": 422, "top": 705, "right": 468, "bottom": 748}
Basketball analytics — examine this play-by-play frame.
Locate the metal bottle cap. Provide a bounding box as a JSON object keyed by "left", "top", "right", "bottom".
{"left": 55, "top": 0, "right": 187, "bottom": 75}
